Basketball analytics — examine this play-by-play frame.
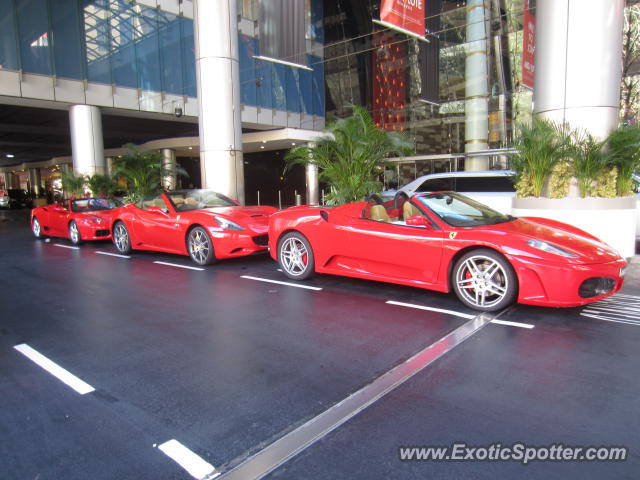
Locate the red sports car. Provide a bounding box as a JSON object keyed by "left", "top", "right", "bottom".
{"left": 269, "top": 192, "right": 627, "bottom": 311}
{"left": 111, "top": 189, "right": 277, "bottom": 265}
{"left": 31, "top": 197, "right": 121, "bottom": 245}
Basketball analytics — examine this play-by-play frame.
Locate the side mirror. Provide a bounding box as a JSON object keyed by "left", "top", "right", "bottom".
{"left": 406, "top": 215, "right": 431, "bottom": 228}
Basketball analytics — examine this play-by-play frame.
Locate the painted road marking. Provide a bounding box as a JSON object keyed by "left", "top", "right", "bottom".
{"left": 153, "top": 261, "right": 205, "bottom": 271}
{"left": 387, "top": 301, "right": 534, "bottom": 328}
{"left": 218, "top": 313, "right": 493, "bottom": 480}
{"left": 581, "top": 294, "right": 640, "bottom": 326}
{"left": 386, "top": 300, "right": 474, "bottom": 319}
{"left": 158, "top": 440, "right": 219, "bottom": 480}
{"left": 54, "top": 243, "right": 79, "bottom": 250}
{"left": 96, "top": 251, "right": 131, "bottom": 259}
{"left": 241, "top": 275, "right": 323, "bottom": 291}
{"left": 489, "top": 319, "right": 535, "bottom": 329}
{"left": 13, "top": 344, "right": 95, "bottom": 395}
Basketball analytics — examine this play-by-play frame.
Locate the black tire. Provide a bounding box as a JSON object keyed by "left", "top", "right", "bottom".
{"left": 69, "top": 220, "right": 82, "bottom": 245}
{"left": 277, "top": 231, "right": 315, "bottom": 280}
{"left": 186, "top": 226, "right": 216, "bottom": 266}
{"left": 32, "top": 217, "right": 44, "bottom": 239}
{"left": 451, "top": 248, "right": 517, "bottom": 312}
{"left": 112, "top": 221, "right": 132, "bottom": 254}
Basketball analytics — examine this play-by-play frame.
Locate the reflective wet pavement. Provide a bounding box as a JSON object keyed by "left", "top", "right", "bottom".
{"left": 1, "top": 209, "right": 638, "bottom": 479}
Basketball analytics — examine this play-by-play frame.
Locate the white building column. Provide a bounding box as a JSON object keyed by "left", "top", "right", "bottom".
{"left": 105, "top": 157, "right": 114, "bottom": 176}
{"left": 28, "top": 168, "right": 42, "bottom": 195}
{"left": 161, "top": 148, "right": 178, "bottom": 190}
{"left": 69, "top": 105, "right": 105, "bottom": 176}
{"left": 306, "top": 163, "right": 319, "bottom": 205}
{"left": 2, "top": 172, "right": 10, "bottom": 190}
{"left": 464, "top": 0, "right": 490, "bottom": 171}
{"left": 534, "top": 0, "right": 624, "bottom": 139}
{"left": 193, "top": 0, "right": 244, "bottom": 204}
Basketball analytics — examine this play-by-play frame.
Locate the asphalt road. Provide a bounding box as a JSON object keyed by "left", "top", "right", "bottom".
{"left": 1, "top": 209, "right": 638, "bottom": 479}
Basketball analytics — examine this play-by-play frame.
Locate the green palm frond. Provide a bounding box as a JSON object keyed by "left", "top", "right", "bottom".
{"left": 285, "top": 106, "right": 414, "bottom": 204}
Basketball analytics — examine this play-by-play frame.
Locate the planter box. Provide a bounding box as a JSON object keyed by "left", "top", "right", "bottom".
{"left": 512, "top": 196, "right": 637, "bottom": 258}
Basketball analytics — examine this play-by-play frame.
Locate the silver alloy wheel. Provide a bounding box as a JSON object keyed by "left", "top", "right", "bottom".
{"left": 114, "top": 223, "right": 129, "bottom": 252}
{"left": 32, "top": 218, "right": 41, "bottom": 237}
{"left": 189, "top": 228, "right": 210, "bottom": 265}
{"left": 455, "top": 255, "right": 509, "bottom": 309}
{"left": 69, "top": 222, "right": 79, "bottom": 244}
{"left": 280, "top": 237, "right": 309, "bottom": 276}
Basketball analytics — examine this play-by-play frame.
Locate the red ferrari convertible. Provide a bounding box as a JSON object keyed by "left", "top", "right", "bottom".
{"left": 31, "top": 197, "right": 121, "bottom": 245}
{"left": 269, "top": 192, "right": 627, "bottom": 311}
{"left": 111, "top": 189, "right": 277, "bottom": 265}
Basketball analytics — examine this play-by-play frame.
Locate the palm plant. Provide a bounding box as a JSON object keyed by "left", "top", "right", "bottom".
{"left": 511, "top": 118, "right": 572, "bottom": 197}
{"left": 569, "top": 131, "right": 611, "bottom": 198}
{"left": 60, "top": 171, "right": 86, "bottom": 199}
{"left": 87, "top": 173, "right": 118, "bottom": 197}
{"left": 112, "top": 144, "right": 187, "bottom": 203}
{"left": 285, "top": 106, "right": 414, "bottom": 205}
{"left": 605, "top": 125, "right": 640, "bottom": 196}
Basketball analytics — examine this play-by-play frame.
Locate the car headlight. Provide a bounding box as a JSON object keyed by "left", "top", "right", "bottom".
{"left": 527, "top": 239, "right": 578, "bottom": 258}
{"left": 214, "top": 216, "right": 244, "bottom": 231}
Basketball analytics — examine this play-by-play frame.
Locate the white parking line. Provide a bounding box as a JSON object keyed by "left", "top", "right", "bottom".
{"left": 153, "top": 261, "right": 205, "bottom": 271}
{"left": 241, "top": 275, "right": 322, "bottom": 291}
{"left": 581, "top": 294, "right": 640, "bottom": 325}
{"left": 54, "top": 243, "right": 79, "bottom": 250}
{"left": 158, "top": 440, "right": 219, "bottom": 480}
{"left": 386, "top": 301, "right": 534, "bottom": 328}
{"left": 386, "top": 300, "right": 475, "bottom": 319}
{"left": 96, "top": 251, "right": 131, "bottom": 259}
{"left": 489, "top": 319, "right": 535, "bottom": 329}
{"left": 13, "top": 344, "right": 95, "bottom": 395}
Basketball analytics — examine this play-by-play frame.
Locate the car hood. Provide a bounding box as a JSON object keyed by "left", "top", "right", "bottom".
{"left": 486, "top": 217, "right": 622, "bottom": 263}
{"left": 194, "top": 206, "right": 274, "bottom": 232}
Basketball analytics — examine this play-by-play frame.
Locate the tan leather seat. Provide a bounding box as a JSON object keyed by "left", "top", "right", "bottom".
{"left": 370, "top": 205, "right": 390, "bottom": 222}
{"left": 403, "top": 201, "right": 421, "bottom": 220}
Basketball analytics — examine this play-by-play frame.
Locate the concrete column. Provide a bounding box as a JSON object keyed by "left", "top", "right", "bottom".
{"left": 161, "top": 148, "right": 178, "bottom": 191}
{"left": 10, "top": 172, "right": 20, "bottom": 189}
{"left": 2, "top": 172, "right": 10, "bottom": 190}
{"left": 464, "top": 0, "right": 490, "bottom": 171}
{"left": 534, "top": 0, "right": 624, "bottom": 139}
{"left": 306, "top": 163, "right": 319, "bottom": 205}
{"left": 193, "top": 0, "right": 244, "bottom": 204}
{"left": 28, "top": 168, "right": 42, "bottom": 195}
{"left": 69, "top": 105, "right": 105, "bottom": 176}
{"left": 105, "top": 157, "right": 114, "bottom": 176}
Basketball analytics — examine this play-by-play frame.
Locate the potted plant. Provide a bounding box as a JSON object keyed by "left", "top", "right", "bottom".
{"left": 284, "top": 106, "right": 414, "bottom": 205}
{"left": 60, "top": 171, "right": 86, "bottom": 200}
{"left": 87, "top": 173, "right": 119, "bottom": 197}
{"left": 510, "top": 120, "right": 639, "bottom": 257}
{"left": 112, "top": 145, "right": 187, "bottom": 204}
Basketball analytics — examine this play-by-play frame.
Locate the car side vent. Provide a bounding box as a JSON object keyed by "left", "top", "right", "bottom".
{"left": 251, "top": 214, "right": 265, "bottom": 217}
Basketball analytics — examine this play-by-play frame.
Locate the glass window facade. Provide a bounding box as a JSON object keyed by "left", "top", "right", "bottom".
{"left": 0, "top": 0, "right": 324, "bottom": 117}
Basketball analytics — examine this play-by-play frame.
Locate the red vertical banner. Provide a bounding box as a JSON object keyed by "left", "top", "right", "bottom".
{"left": 522, "top": 0, "right": 536, "bottom": 89}
{"left": 380, "top": 0, "right": 426, "bottom": 37}
{"left": 372, "top": 32, "right": 407, "bottom": 131}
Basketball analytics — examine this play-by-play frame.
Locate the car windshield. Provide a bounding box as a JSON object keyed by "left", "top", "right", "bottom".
{"left": 416, "top": 192, "right": 513, "bottom": 227}
{"left": 71, "top": 197, "right": 122, "bottom": 212}
{"left": 167, "top": 190, "right": 236, "bottom": 212}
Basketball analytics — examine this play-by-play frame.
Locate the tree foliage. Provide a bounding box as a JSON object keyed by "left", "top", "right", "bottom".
{"left": 285, "top": 106, "right": 414, "bottom": 205}
{"left": 111, "top": 144, "right": 187, "bottom": 203}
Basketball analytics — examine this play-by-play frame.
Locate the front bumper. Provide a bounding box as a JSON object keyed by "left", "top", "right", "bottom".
{"left": 78, "top": 224, "right": 111, "bottom": 241}
{"left": 514, "top": 256, "right": 627, "bottom": 307}
{"left": 208, "top": 229, "right": 269, "bottom": 259}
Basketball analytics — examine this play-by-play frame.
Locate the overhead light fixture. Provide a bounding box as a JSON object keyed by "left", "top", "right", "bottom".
{"left": 262, "top": 140, "right": 267, "bottom": 144}
{"left": 291, "top": 142, "right": 296, "bottom": 146}
{"left": 188, "top": 146, "right": 193, "bottom": 150}
{"left": 260, "top": 146, "right": 265, "bottom": 149}
{"left": 6, "top": 154, "right": 14, "bottom": 158}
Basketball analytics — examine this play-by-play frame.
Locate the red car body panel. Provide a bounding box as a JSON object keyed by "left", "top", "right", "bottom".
{"left": 31, "top": 200, "right": 114, "bottom": 241}
{"left": 268, "top": 196, "right": 627, "bottom": 308}
{"left": 112, "top": 192, "right": 276, "bottom": 260}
